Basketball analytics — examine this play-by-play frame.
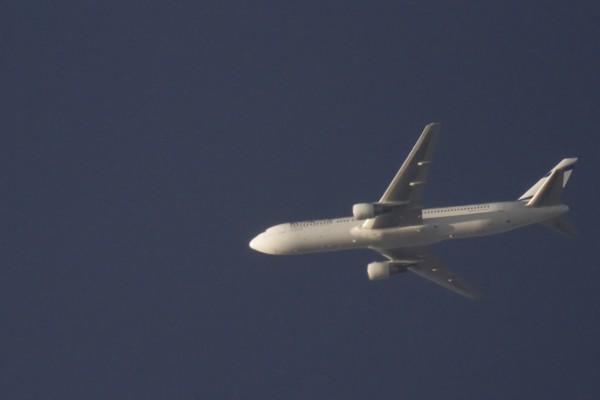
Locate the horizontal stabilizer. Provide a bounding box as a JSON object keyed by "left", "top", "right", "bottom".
{"left": 541, "top": 215, "right": 578, "bottom": 238}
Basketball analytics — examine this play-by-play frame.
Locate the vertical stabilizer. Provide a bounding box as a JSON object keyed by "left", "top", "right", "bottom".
{"left": 519, "top": 158, "right": 578, "bottom": 237}
{"left": 526, "top": 169, "right": 564, "bottom": 207}
{"left": 519, "top": 158, "right": 577, "bottom": 204}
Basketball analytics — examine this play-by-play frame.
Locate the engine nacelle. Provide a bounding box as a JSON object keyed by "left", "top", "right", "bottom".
{"left": 367, "top": 261, "right": 407, "bottom": 280}
{"left": 352, "top": 203, "right": 389, "bottom": 220}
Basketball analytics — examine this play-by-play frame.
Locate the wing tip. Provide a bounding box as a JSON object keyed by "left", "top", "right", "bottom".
{"left": 466, "top": 291, "right": 483, "bottom": 301}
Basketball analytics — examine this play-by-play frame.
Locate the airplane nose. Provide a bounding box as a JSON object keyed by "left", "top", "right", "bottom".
{"left": 250, "top": 232, "right": 277, "bottom": 254}
{"left": 249, "top": 232, "right": 271, "bottom": 253}
{"left": 249, "top": 234, "right": 261, "bottom": 251}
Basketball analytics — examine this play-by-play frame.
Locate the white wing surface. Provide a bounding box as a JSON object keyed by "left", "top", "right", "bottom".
{"left": 377, "top": 247, "right": 481, "bottom": 300}
{"left": 407, "top": 258, "right": 481, "bottom": 300}
{"left": 363, "top": 123, "right": 440, "bottom": 229}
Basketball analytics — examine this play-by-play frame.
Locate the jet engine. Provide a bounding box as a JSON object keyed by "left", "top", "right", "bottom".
{"left": 367, "top": 261, "right": 407, "bottom": 280}
{"left": 352, "top": 203, "right": 389, "bottom": 220}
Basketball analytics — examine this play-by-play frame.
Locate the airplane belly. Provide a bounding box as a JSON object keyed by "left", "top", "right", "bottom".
{"left": 447, "top": 215, "right": 526, "bottom": 238}
{"left": 352, "top": 224, "right": 440, "bottom": 248}
{"left": 448, "top": 220, "right": 497, "bottom": 238}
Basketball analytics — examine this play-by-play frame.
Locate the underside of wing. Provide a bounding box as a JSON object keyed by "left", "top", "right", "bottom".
{"left": 407, "top": 258, "right": 482, "bottom": 300}
{"left": 364, "top": 123, "right": 440, "bottom": 229}
{"left": 376, "top": 247, "right": 481, "bottom": 300}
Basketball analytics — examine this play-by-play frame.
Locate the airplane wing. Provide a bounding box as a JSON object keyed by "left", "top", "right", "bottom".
{"left": 363, "top": 123, "right": 440, "bottom": 229}
{"left": 408, "top": 259, "right": 481, "bottom": 300}
{"left": 377, "top": 247, "right": 481, "bottom": 300}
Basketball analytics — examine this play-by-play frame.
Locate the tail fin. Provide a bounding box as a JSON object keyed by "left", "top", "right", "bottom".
{"left": 519, "top": 158, "right": 578, "bottom": 238}
{"left": 518, "top": 158, "right": 578, "bottom": 206}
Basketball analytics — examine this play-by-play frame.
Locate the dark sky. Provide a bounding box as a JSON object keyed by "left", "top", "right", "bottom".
{"left": 2, "top": 2, "right": 599, "bottom": 399}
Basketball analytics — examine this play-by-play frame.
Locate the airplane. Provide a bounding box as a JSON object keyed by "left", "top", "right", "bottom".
{"left": 249, "top": 123, "right": 577, "bottom": 299}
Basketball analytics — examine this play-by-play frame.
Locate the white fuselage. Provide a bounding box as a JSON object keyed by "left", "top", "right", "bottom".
{"left": 249, "top": 201, "right": 568, "bottom": 255}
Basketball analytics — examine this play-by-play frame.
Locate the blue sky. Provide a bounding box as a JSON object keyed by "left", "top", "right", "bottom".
{"left": 2, "top": 2, "right": 599, "bottom": 399}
